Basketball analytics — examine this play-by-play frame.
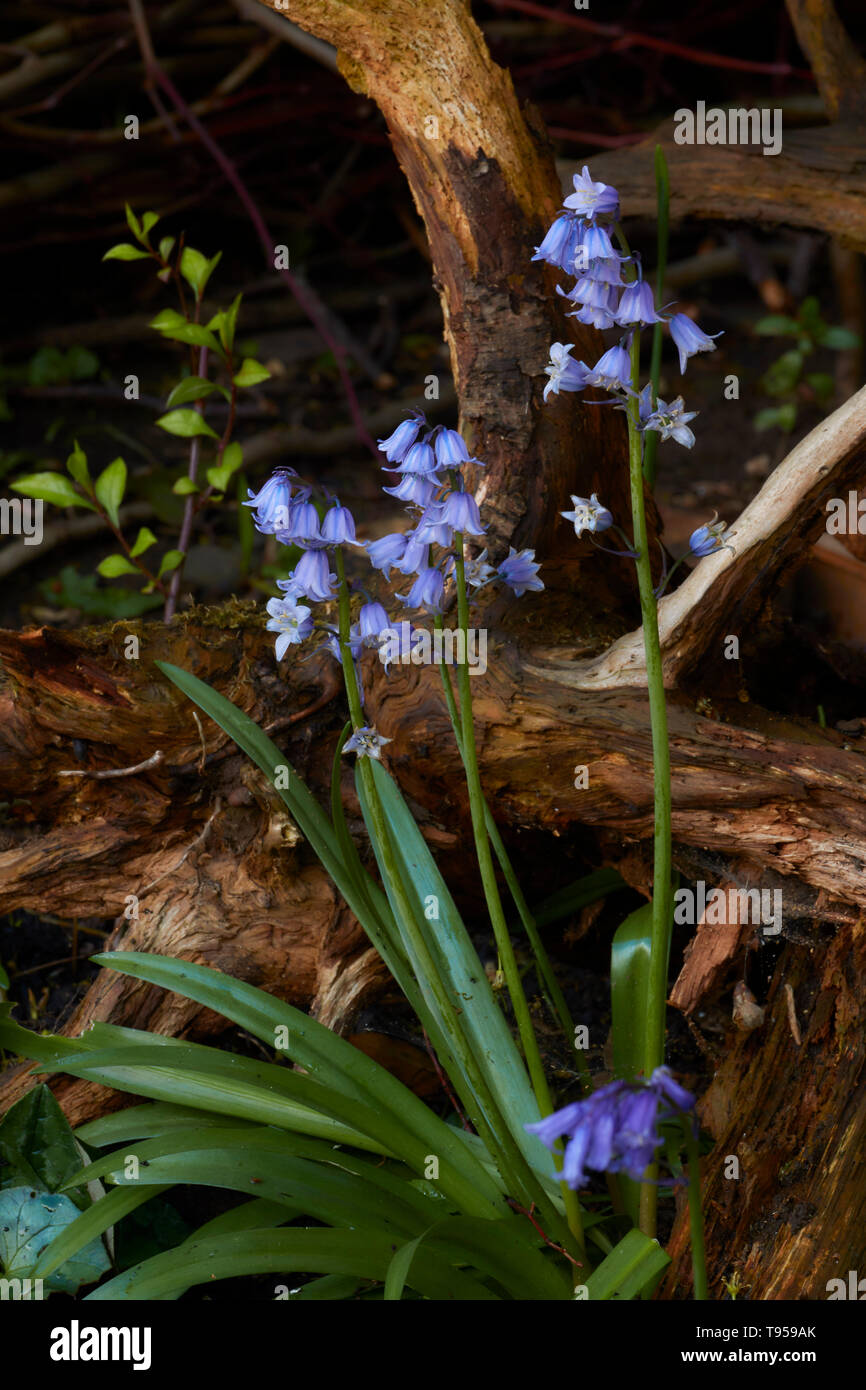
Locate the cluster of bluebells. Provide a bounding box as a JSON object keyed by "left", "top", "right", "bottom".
{"left": 535, "top": 166, "right": 727, "bottom": 561}
{"left": 243, "top": 416, "right": 543, "bottom": 737}
{"left": 525, "top": 1066, "right": 696, "bottom": 1190}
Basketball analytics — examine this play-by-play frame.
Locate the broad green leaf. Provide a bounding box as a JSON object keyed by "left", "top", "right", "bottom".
{"left": 361, "top": 761, "right": 542, "bottom": 1159}
{"left": 584, "top": 1227, "right": 669, "bottom": 1300}
{"left": 206, "top": 442, "right": 243, "bottom": 493}
{"left": 85, "top": 1227, "right": 498, "bottom": 1301}
{"left": 0, "top": 1086, "right": 82, "bottom": 1197}
{"left": 103, "top": 244, "right": 151, "bottom": 262}
{"left": 385, "top": 1230, "right": 433, "bottom": 1300}
{"left": 172, "top": 477, "right": 200, "bottom": 495}
{"left": 233, "top": 357, "right": 270, "bottom": 388}
{"left": 761, "top": 349, "right": 803, "bottom": 397}
{"left": 0, "top": 1186, "right": 110, "bottom": 1293}
{"left": 94, "top": 456, "right": 127, "bottom": 528}
{"left": 97, "top": 554, "right": 138, "bottom": 578}
{"left": 11, "top": 472, "right": 96, "bottom": 511}
{"left": 165, "top": 377, "right": 220, "bottom": 408}
{"left": 156, "top": 549, "right": 184, "bottom": 579}
{"left": 141, "top": 211, "right": 159, "bottom": 236}
{"left": 158, "top": 236, "right": 175, "bottom": 262}
{"left": 129, "top": 526, "right": 157, "bottom": 558}
{"left": 156, "top": 409, "right": 218, "bottom": 440}
{"left": 76, "top": 1102, "right": 258, "bottom": 1147}
{"left": 87, "top": 953, "right": 507, "bottom": 1218}
{"left": 65, "top": 442, "right": 91, "bottom": 491}
{"left": 610, "top": 903, "right": 653, "bottom": 1083}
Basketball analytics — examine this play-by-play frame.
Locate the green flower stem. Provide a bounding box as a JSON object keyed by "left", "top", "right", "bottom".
{"left": 684, "top": 1118, "right": 708, "bottom": 1300}
{"left": 452, "top": 537, "right": 586, "bottom": 1256}
{"left": 623, "top": 334, "right": 674, "bottom": 1241}
{"left": 433, "top": 618, "right": 589, "bottom": 1090}
{"left": 643, "top": 144, "right": 670, "bottom": 493}
{"left": 333, "top": 550, "right": 577, "bottom": 1252}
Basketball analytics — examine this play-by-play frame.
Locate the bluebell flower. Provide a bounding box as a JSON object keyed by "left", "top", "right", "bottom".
{"left": 689, "top": 515, "right": 727, "bottom": 556}
{"left": 531, "top": 213, "right": 583, "bottom": 272}
{"left": 668, "top": 313, "right": 723, "bottom": 374}
{"left": 265, "top": 596, "right": 313, "bottom": 660}
{"left": 568, "top": 291, "right": 620, "bottom": 332}
{"left": 580, "top": 224, "right": 615, "bottom": 261}
{"left": 367, "top": 532, "right": 409, "bottom": 579}
{"left": 342, "top": 726, "right": 392, "bottom": 761}
{"left": 320, "top": 501, "right": 358, "bottom": 545}
{"left": 244, "top": 467, "right": 296, "bottom": 534}
{"left": 378, "top": 412, "right": 425, "bottom": 463}
{"left": 463, "top": 549, "right": 495, "bottom": 590}
{"left": 543, "top": 343, "right": 590, "bottom": 402}
{"left": 280, "top": 548, "right": 336, "bottom": 602}
{"left": 642, "top": 396, "right": 698, "bottom": 448}
{"left": 413, "top": 503, "right": 453, "bottom": 548}
{"left": 497, "top": 547, "right": 543, "bottom": 596}
{"left": 562, "top": 166, "right": 619, "bottom": 222}
{"left": 279, "top": 499, "right": 322, "bottom": 546}
{"left": 614, "top": 279, "right": 662, "bottom": 328}
{"left": 567, "top": 276, "right": 617, "bottom": 312}
{"left": 525, "top": 1066, "right": 696, "bottom": 1190}
{"left": 434, "top": 427, "right": 481, "bottom": 470}
{"left": 399, "top": 566, "right": 445, "bottom": 613}
{"left": 388, "top": 439, "right": 439, "bottom": 476}
{"left": 393, "top": 532, "right": 430, "bottom": 576}
{"left": 575, "top": 255, "right": 627, "bottom": 288}
{"left": 358, "top": 600, "right": 391, "bottom": 647}
{"left": 561, "top": 493, "right": 613, "bottom": 538}
{"left": 585, "top": 344, "right": 633, "bottom": 393}
{"left": 440, "top": 490, "right": 486, "bottom": 537}
{"left": 382, "top": 474, "right": 437, "bottom": 507}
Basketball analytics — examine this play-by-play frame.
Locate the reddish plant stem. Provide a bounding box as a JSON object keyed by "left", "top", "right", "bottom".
{"left": 490, "top": 0, "right": 813, "bottom": 77}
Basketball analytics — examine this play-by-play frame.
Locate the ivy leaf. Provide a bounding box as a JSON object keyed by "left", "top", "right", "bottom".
{"left": 65, "top": 442, "right": 91, "bottom": 492}
{"left": 129, "top": 526, "right": 158, "bottom": 558}
{"left": 157, "top": 409, "right": 219, "bottom": 440}
{"left": 172, "top": 477, "right": 200, "bottom": 495}
{"left": 97, "top": 554, "right": 139, "bottom": 578}
{"left": 94, "top": 457, "right": 127, "bottom": 528}
{"left": 233, "top": 357, "right": 271, "bottom": 388}
{"left": 157, "top": 549, "right": 184, "bottom": 579}
{"left": 10, "top": 472, "right": 96, "bottom": 511}
{"left": 103, "top": 244, "right": 151, "bottom": 262}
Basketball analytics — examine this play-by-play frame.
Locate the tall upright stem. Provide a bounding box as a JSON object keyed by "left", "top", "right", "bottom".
{"left": 624, "top": 335, "right": 674, "bottom": 1238}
